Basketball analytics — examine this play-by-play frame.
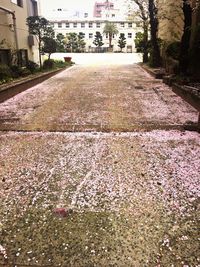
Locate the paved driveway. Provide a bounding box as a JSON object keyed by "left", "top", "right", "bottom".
{"left": 0, "top": 56, "right": 198, "bottom": 132}
{"left": 0, "top": 54, "right": 199, "bottom": 266}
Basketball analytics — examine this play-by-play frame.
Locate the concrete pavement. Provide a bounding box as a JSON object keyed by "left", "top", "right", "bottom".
{"left": 0, "top": 63, "right": 198, "bottom": 132}
{"left": 0, "top": 54, "right": 199, "bottom": 266}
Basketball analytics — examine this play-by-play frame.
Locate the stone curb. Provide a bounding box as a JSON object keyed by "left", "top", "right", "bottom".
{"left": 139, "top": 63, "right": 165, "bottom": 79}
{"left": 0, "top": 67, "right": 69, "bottom": 103}
{"left": 139, "top": 63, "right": 199, "bottom": 130}
{"left": 171, "top": 83, "right": 200, "bottom": 130}
{"left": 171, "top": 83, "right": 200, "bottom": 111}
{"left": 163, "top": 76, "right": 200, "bottom": 130}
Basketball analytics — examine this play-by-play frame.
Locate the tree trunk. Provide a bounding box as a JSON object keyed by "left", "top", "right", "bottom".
{"left": 143, "top": 21, "right": 149, "bottom": 63}
{"left": 189, "top": 5, "right": 200, "bottom": 77}
{"left": 109, "top": 34, "right": 112, "bottom": 48}
{"left": 179, "top": 0, "right": 192, "bottom": 74}
{"left": 148, "top": 0, "right": 162, "bottom": 67}
{"left": 38, "top": 40, "right": 42, "bottom": 69}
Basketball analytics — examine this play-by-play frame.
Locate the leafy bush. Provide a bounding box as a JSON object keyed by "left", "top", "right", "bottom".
{"left": 54, "top": 60, "right": 71, "bottom": 68}
{"left": 54, "top": 60, "right": 65, "bottom": 68}
{"left": 135, "top": 32, "right": 145, "bottom": 52}
{"left": 0, "top": 64, "right": 12, "bottom": 81}
{"left": 26, "top": 60, "right": 39, "bottom": 73}
{"left": 43, "top": 59, "right": 55, "bottom": 69}
{"left": 10, "top": 65, "right": 32, "bottom": 78}
{"left": 10, "top": 65, "right": 22, "bottom": 78}
{"left": 165, "top": 42, "right": 181, "bottom": 60}
{"left": 20, "top": 68, "right": 31, "bottom": 77}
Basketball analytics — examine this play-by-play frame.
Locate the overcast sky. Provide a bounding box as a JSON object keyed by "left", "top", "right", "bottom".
{"left": 38, "top": 0, "right": 128, "bottom": 15}
{"left": 39, "top": 0, "right": 104, "bottom": 12}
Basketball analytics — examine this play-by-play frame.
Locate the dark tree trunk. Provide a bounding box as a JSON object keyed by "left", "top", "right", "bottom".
{"left": 179, "top": 0, "right": 192, "bottom": 74}
{"left": 148, "top": 0, "right": 162, "bottom": 67}
{"left": 109, "top": 34, "right": 112, "bottom": 48}
{"left": 189, "top": 5, "right": 200, "bottom": 77}
{"left": 143, "top": 21, "right": 149, "bottom": 63}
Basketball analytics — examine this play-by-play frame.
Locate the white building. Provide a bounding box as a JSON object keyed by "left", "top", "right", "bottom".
{"left": 37, "top": 0, "right": 141, "bottom": 53}
{"left": 52, "top": 19, "right": 141, "bottom": 53}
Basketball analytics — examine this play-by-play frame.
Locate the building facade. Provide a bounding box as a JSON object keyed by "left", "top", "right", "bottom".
{"left": 52, "top": 19, "right": 140, "bottom": 52}
{"left": 0, "top": 0, "right": 39, "bottom": 66}
{"left": 93, "top": 0, "right": 117, "bottom": 18}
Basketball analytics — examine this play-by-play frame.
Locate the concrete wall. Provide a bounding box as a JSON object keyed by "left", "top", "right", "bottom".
{"left": 0, "top": 0, "right": 39, "bottom": 64}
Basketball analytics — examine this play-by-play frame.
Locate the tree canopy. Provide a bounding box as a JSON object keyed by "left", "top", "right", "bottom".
{"left": 65, "top": 32, "right": 86, "bottom": 52}
{"left": 27, "top": 16, "right": 55, "bottom": 67}
{"left": 103, "top": 22, "right": 119, "bottom": 48}
{"left": 118, "top": 33, "right": 126, "bottom": 51}
{"left": 93, "top": 32, "right": 104, "bottom": 47}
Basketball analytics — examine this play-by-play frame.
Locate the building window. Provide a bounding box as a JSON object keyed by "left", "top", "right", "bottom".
{"left": 57, "top": 8, "right": 62, "bottom": 11}
{"left": 65, "top": 22, "right": 70, "bottom": 28}
{"left": 112, "top": 14, "right": 115, "bottom": 17}
{"left": 11, "top": 0, "right": 23, "bottom": 7}
{"left": 128, "top": 23, "right": 132, "bottom": 28}
{"left": 31, "top": 0, "right": 38, "bottom": 16}
{"left": 113, "top": 34, "right": 115, "bottom": 38}
{"left": 89, "top": 33, "right": 93, "bottom": 39}
{"left": 128, "top": 33, "right": 132, "bottom": 38}
{"left": 73, "top": 23, "right": 77, "bottom": 28}
{"left": 89, "top": 22, "right": 93, "bottom": 28}
{"left": 80, "top": 33, "right": 85, "bottom": 38}
{"left": 84, "top": 13, "right": 88, "bottom": 18}
{"left": 106, "top": 33, "right": 108, "bottom": 39}
{"left": 120, "top": 22, "right": 124, "bottom": 27}
{"left": 81, "top": 22, "right": 85, "bottom": 28}
{"left": 58, "top": 22, "right": 62, "bottom": 28}
{"left": 0, "top": 49, "right": 11, "bottom": 65}
{"left": 96, "top": 22, "right": 101, "bottom": 28}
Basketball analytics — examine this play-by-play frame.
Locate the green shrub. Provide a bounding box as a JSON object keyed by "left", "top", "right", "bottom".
{"left": 135, "top": 32, "right": 145, "bottom": 53}
{"left": 166, "top": 41, "right": 181, "bottom": 60}
{"left": 10, "top": 65, "right": 32, "bottom": 78}
{"left": 43, "top": 59, "right": 55, "bottom": 69}
{"left": 54, "top": 60, "right": 71, "bottom": 68}
{"left": 20, "top": 68, "right": 31, "bottom": 77}
{"left": 54, "top": 60, "right": 65, "bottom": 68}
{"left": 0, "top": 64, "right": 12, "bottom": 81}
{"left": 26, "top": 60, "right": 39, "bottom": 73}
{"left": 10, "top": 65, "right": 22, "bottom": 78}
